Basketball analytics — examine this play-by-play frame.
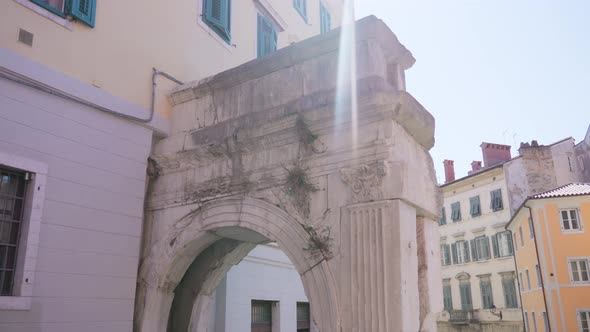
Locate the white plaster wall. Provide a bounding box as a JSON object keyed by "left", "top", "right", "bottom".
{"left": 215, "top": 244, "right": 309, "bottom": 332}
{"left": 440, "top": 169, "right": 521, "bottom": 320}
{"left": 549, "top": 138, "right": 579, "bottom": 185}
{"left": 0, "top": 75, "right": 152, "bottom": 331}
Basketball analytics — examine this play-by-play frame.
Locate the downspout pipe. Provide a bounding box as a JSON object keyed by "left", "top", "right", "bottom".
{"left": 0, "top": 67, "right": 182, "bottom": 124}
{"left": 508, "top": 229, "right": 527, "bottom": 328}
{"left": 525, "top": 204, "right": 552, "bottom": 332}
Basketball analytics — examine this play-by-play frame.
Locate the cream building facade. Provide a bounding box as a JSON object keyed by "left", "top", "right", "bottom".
{"left": 0, "top": 1, "right": 343, "bottom": 331}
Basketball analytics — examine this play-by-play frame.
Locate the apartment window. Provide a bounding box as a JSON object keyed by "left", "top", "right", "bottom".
{"left": 569, "top": 258, "right": 590, "bottom": 283}
{"left": 452, "top": 241, "right": 470, "bottom": 264}
{"left": 459, "top": 278, "right": 473, "bottom": 311}
{"left": 470, "top": 196, "right": 481, "bottom": 217}
{"left": 526, "top": 269, "right": 532, "bottom": 290}
{"left": 536, "top": 264, "right": 542, "bottom": 288}
{"left": 494, "top": 231, "right": 514, "bottom": 257}
{"left": 252, "top": 300, "right": 273, "bottom": 332}
{"left": 519, "top": 272, "right": 524, "bottom": 292}
{"left": 542, "top": 312, "right": 549, "bottom": 332}
{"left": 519, "top": 226, "right": 525, "bottom": 247}
{"left": 502, "top": 274, "right": 518, "bottom": 308}
{"left": 479, "top": 276, "right": 494, "bottom": 309}
{"left": 560, "top": 209, "right": 583, "bottom": 232}
{"left": 203, "top": 0, "right": 231, "bottom": 43}
{"left": 490, "top": 189, "right": 504, "bottom": 211}
{"left": 441, "top": 244, "right": 451, "bottom": 266}
{"left": 525, "top": 312, "right": 530, "bottom": 332}
{"left": 296, "top": 302, "right": 310, "bottom": 332}
{"left": 532, "top": 312, "right": 538, "bottom": 332}
{"left": 31, "top": 0, "right": 96, "bottom": 27}
{"left": 257, "top": 14, "right": 278, "bottom": 58}
{"left": 0, "top": 169, "right": 27, "bottom": 296}
{"left": 443, "top": 279, "right": 453, "bottom": 311}
{"left": 451, "top": 202, "right": 462, "bottom": 222}
{"left": 578, "top": 310, "right": 590, "bottom": 332}
{"left": 471, "top": 236, "right": 490, "bottom": 261}
{"left": 440, "top": 207, "right": 447, "bottom": 225}
{"left": 514, "top": 233, "right": 519, "bottom": 252}
{"left": 319, "top": 2, "right": 331, "bottom": 34}
{"left": 293, "top": 0, "right": 307, "bottom": 22}
{"left": 529, "top": 217, "right": 535, "bottom": 239}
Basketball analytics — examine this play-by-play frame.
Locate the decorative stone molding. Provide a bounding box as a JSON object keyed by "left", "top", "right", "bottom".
{"left": 340, "top": 161, "right": 387, "bottom": 203}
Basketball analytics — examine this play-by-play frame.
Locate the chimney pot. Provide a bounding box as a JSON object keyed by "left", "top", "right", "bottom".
{"left": 480, "top": 142, "right": 512, "bottom": 167}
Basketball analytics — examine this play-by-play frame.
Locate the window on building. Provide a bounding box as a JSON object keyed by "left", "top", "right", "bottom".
{"left": 452, "top": 241, "right": 470, "bottom": 264}
{"left": 443, "top": 279, "right": 453, "bottom": 311}
{"left": 532, "top": 312, "right": 538, "bottom": 332}
{"left": 578, "top": 310, "right": 590, "bottom": 332}
{"left": 528, "top": 217, "right": 535, "bottom": 239}
{"left": 296, "top": 302, "right": 310, "bottom": 332}
{"left": 459, "top": 278, "right": 473, "bottom": 311}
{"left": 560, "top": 209, "right": 583, "bottom": 232}
{"left": 490, "top": 189, "right": 504, "bottom": 211}
{"left": 519, "top": 226, "right": 525, "bottom": 247}
{"left": 30, "top": 0, "right": 96, "bottom": 27}
{"left": 502, "top": 274, "right": 518, "bottom": 308}
{"left": 579, "top": 155, "right": 586, "bottom": 171}
{"left": 440, "top": 207, "right": 447, "bottom": 225}
{"left": 319, "top": 2, "right": 331, "bottom": 34}
{"left": 536, "top": 264, "right": 542, "bottom": 288}
{"left": 471, "top": 236, "right": 490, "bottom": 261}
{"left": 252, "top": 300, "right": 273, "bottom": 332}
{"left": 526, "top": 269, "right": 531, "bottom": 290}
{"left": 525, "top": 312, "right": 530, "bottom": 332}
{"left": 257, "top": 14, "right": 278, "bottom": 58}
{"left": 470, "top": 196, "right": 481, "bottom": 217}
{"left": 542, "top": 312, "right": 549, "bottom": 332}
{"left": 494, "top": 231, "right": 514, "bottom": 258}
{"left": 519, "top": 272, "right": 524, "bottom": 292}
{"left": 203, "top": 0, "right": 232, "bottom": 43}
{"left": 293, "top": 0, "right": 307, "bottom": 22}
{"left": 441, "top": 244, "right": 451, "bottom": 266}
{"left": 568, "top": 155, "right": 574, "bottom": 172}
{"left": 514, "top": 233, "right": 519, "bottom": 252}
{"left": 0, "top": 168, "right": 28, "bottom": 296}
{"left": 479, "top": 276, "right": 494, "bottom": 309}
{"left": 451, "top": 202, "right": 462, "bottom": 222}
{"left": 569, "top": 258, "right": 590, "bottom": 283}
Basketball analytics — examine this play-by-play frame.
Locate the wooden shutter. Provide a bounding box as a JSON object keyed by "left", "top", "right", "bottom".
{"left": 204, "top": 0, "right": 230, "bottom": 41}
{"left": 492, "top": 233, "right": 500, "bottom": 258}
{"left": 440, "top": 207, "right": 447, "bottom": 225}
{"left": 257, "top": 15, "right": 277, "bottom": 58}
{"left": 451, "top": 243, "right": 458, "bottom": 264}
{"left": 463, "top": 241, "right": 471, "bottom": 262}
{"left": 482, "top": 236, "right": 490, "bottom": 259}
{"left": 69, "top": 0, "right": 96, "bottom": 28}
{"left": 506, "top": 232, "right": 514, "bottom": 255}
{"left": 470, "top": 240, "right": 477, "bottom": 261}
{"left": 320, "top": 2, "right": 330, "bottom": 34}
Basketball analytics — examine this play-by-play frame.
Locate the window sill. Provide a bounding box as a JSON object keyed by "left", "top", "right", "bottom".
{"left": 0, "top": 296, "right": 32, "bottom": 310}
{"left": 561, "top": 229, "right": 585, "bottom": 234}
{"left": 14, "top": 0, "right": 73, "bottom": 30}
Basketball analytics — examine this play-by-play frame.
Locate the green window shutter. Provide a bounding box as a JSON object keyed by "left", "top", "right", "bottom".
{"left": 203, "top": 0, "right": 231, "bottom": 42}
{"left": 293, "top": 0, "right": 307, "bottom": 21}
{"left": 492, "top": 233, "right": 500, "bottom": 258}
{"left": 506, "top": 232, "right": 514, "bottom": 255}
{"left": 482, "top": 236, "right": 491, "bottom": 259}
{"left": 69, "top": 0, "right": 96, "bottom": 28}
{"left": 320, "top": 2, "right": 331, "bottom": 34}
{"left": 440, "top": 207, "right": 447, "bottom": 225}
{"left": 257, "top": 14, "right": 277, "bottom": 58}
{"left": 451, "top": 202, "right": 461, "bottom": 222}
{"left": 460, "top": 283, "right": 472, "bottom": 310}
{"left": 470, "top": 196, "right": 481, "bottom": 217}
{"left": 470, "top": 240, "right": 477, "bottom": 261}
{"left": 451, "top": 243, "right": 458, "bottom": 264}
{"left": 443, "top": 284, "right": 453, "bottom": 310}
{"left": 463, "top": 241, "right": 471, "bottom": 262}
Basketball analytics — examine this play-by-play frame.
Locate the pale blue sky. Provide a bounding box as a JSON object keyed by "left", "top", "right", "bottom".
{"left": 354, "top": 0, "right": 590, "bottom": 183}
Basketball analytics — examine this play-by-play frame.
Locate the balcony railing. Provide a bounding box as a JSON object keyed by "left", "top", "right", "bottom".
{"left": 448, "top": 310, "right": 475, "bottom": 324}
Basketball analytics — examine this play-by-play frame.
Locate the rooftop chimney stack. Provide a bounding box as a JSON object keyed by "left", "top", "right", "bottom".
{"left": 480, "top": 142, "right": 512, "bottom": 167}
{"left": 468, "top": 160, "right": 483, "bottom": 175}
{"left": 443, "top": 160, "right": 455, "bottom": 184}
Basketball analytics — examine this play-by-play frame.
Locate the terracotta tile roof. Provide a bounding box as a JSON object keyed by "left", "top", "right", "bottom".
{"left": 531, "top": 183, "right": 590, "bottom": 199}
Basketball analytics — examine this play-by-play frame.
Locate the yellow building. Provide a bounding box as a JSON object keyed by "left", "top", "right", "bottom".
{"left": 507, "top": 183, "right": 590, "bottom": 332}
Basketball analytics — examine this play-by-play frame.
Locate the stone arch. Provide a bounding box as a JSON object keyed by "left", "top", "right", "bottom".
{"left": 136, "top": 197, "right": 339, "bottom": 332}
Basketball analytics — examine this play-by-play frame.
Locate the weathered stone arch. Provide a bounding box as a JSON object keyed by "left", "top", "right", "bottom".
{"left": 136, "top": 197, "right": 339, "bottom": 332}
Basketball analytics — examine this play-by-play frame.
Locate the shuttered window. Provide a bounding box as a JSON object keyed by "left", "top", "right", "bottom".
{"left": 490, "top": 189, "right": 503, "bottom": 211}
{"left": 451, "top": 202, "right": 461, "bottom": 222}
{"left": 440, "top": 207, "right": 447, "bottom": 225}
{"left": 30, "top": 0, "right": 96, "bottom": 27}
{"left": 469, "top": 196, "right": 481, "bottom": 217}
{"left": 479, "top": 277, "right": 494, "bottom": 309}
{"left": 319, "top": 2, "right": 331, "bottom": 34}
{"left": 471, "top": 236, "right": 490, "bottom": 261}
{"left": 443, "top": 280, "right": 453, "bottom": 311}
{"left": 495, "top": 231, "right": 514, "bottom": 257}
{"left": 459, "top": 280, "right": 473, "bottom": 311}
{"left": 257, "top": 14, "right": 277, "bottom": 58}
{"left": 452, "top": 241, "right": 470, "bottom": 264}
{"left": 440, "top": 244, "right": 451, "bottom": 266}
{"left": 502, "top": 275, "right": 518, "bottom": 308}
{"left": 293, "top": 0, "right": 307, "bottom": 22}
{"left": 203, "top": 0, "right": 231, "bottom": 43}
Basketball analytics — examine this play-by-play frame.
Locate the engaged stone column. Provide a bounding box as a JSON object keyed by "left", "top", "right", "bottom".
{"left": 340, "top": 199, "right": 420, "bottom": 331}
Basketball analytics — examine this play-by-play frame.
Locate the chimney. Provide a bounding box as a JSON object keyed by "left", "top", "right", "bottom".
{"left": 471, "top": 160, "right": 483, "bottom": 173}
{"left": 443, "top": 160, "right": 455, "bottom": 183}
{"left": 480, "top": 142, "right": 512, "bottom": 167}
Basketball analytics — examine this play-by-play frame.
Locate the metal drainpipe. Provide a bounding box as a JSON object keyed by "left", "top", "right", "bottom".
{"left": 0, "top": 67, "right": 183, "bottom": 123}
{"left": 509, "top": 229, "right": 528, "bottom": 329}
{"left": 525, "top": 204, "right": 552, "bottom": 332}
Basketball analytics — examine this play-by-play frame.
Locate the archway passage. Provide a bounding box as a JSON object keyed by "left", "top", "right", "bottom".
{"left": 136, "top": 16, "right": 441, "bottom": 332}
